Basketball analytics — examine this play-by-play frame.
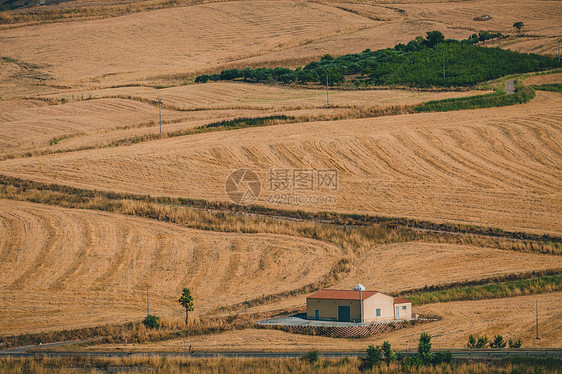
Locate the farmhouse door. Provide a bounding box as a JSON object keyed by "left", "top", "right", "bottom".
{"left": 395, "top": 306, "right": 400, "bottom": 319}
{"left": 314, "top": 309, "right": 319, "bottom": 320}
{"left": 337, "top": 306, "right": 351, "bottom": 322}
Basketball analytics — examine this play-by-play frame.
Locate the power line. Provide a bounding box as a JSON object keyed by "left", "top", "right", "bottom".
{"left": 536, "top": 300, "right": 540, "bottom": 340}
{"left": 156, "top": 97, "right": 163, "bottom": 133}
{"left": 442, "top": 49, "right": 446, "bottom": 79}
{"left": 326, "top": 73, "right": 330, "bottom": 106}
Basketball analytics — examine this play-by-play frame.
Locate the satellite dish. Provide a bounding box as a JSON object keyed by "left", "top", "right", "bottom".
{"left": 354, "top": 283, "right": 365, "bottom": 291}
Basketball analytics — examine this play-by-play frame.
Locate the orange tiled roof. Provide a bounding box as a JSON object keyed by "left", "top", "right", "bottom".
{"left": 393, "top": 297, "right": 411, "bottom": 304}
{"left": 306, "top": 289, "right": 380, "bottom": 301}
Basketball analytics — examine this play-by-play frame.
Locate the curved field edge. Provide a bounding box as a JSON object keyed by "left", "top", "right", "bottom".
{"left": 1, "top": 174, "right": 559, "bottom": 254}
{"left": 0, "top": 198, "right": 347, "bottom": 336}
{"left": 0, "top": 85, "right": 540, "bottom": 162}
{"left": 0, "top": 0, "right": 219, "bottom": 26}
{"left": 3, "top": 68, "right": 554, "bottom": 163}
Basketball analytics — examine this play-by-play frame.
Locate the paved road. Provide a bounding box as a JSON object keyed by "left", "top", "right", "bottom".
{"left": 0, "top": 339, "right": 97, "bottom": 354}
{"left": 505, "top": 78, "right": 517, "bottom": 94}
{"left": 1, "top": 349, "right": 560, "bottom": 359}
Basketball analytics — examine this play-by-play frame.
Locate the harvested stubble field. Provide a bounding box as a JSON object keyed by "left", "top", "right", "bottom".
{"left": 0, "top": 83, "right": 489, "bottom": 157}
{"left": 0, "top": 0, "right": 561, "bottom": 355}
{"left": 47, "top": 82, "right": 486, "bottom": 111}
{"left": 0, "top": 199, "right": 343, "bottom": 335}
{"left": 1, "top": 199, "right": 560, "bottom": 336}
{"left": 0, "top": 98, "right": 188, "bottom": 153}
{"left": 523, "top": 72, "right": 562, "bottom": 86}
{"left": 2, "top": 91, "right": 559, "bottom": 234}
{"left": 1, "top": 0, "right": 560, "bottom": 88}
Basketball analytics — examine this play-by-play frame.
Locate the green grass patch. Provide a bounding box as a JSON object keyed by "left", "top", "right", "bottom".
{"left": 405, "top": 275, "right": 562, "bottom": 306}
{"left": 413, "top": 80, "right": 534, "bottom": 112}
{"left": 530, "top": 83, "right": 562, "bottom": 92}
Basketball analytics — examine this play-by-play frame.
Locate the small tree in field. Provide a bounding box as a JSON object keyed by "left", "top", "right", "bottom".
{"left": 467, "top": 334, "right": 477, "bottom": 348}
{"left": 178, "top": 288, "right": 194, "bottom": 325}
{"left": 418, "top": 332, "right": 433, "bottom": 364}
{"left": 490, "top": 334, "right": 507, "bottom": 348}
{"left": 365, "top": 345, "right": 383, "bottom": 368}
{"left": 513, "top": 22, "right": 524, "bottom": 33}
{"left": 381, "top": 341, "right": 397, "bottom": 364}
{"left": 143, "top": 314, "right": 160, "bottom": 329}
{"left": 509, "top": 338, "right": 522, "bottom": 348}
{"left": 476, "top": 336, "right": 489, "bottom": 348}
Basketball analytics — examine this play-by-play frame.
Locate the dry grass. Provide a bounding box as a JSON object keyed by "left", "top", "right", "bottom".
{"left": 333, "top": 243, "right": 562, "bottom": 294}
{"left": 524, "top": 72, "right": 562, "bottom": 86}
{"left": 2, "top": 356, "right": 558, "bottom": 374}
{"left": 0, "top": 199, "right": 559, "bottom": 336}
{"left": 97, "top": 292, "right": 562, "bottom": 352}
{"left": 0, "top": 0, "right": 560, "bottom": 350}
{"left": 0, "top": 1, "right": 374, "bottom": 87}
{"left": 2, "top": 91, "right": 559, "bottom": 235}
{"left": 47, "top": 83, "right": 484, "bottom": 111}
{"left": 0, "top": 199, "right": 343, "bottom": 335}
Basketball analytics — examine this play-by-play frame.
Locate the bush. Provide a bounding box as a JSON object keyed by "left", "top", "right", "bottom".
{"left": 490, "top": 334, "right": 507, "bottom": 348}
{"left": 432, "top": 351, "right": 453, "bottom": 364}
{"left": 476, "top": 336, "right": 489, "bottom": 348}
{"left": 467, "top": 334, "right": 477, "bottom": 348}
{"left": 142, "top": 315, "right": 160, "bottom": 329}
{"left": 365, "top": 345, "right": 382, "bottom": 367}
{"left": 302, "top": 350, "right": 319, "bottom": 364}
{"left": 194, "top": 74, "right": 209, "bottom": 83}
{"left": 418, "top": 332, "right": 433, "bottom": 364}
{"left": 509, "top": 338, "right": 522, "bottom": 348}
{"left": 382, "top": 341, "right": 397, "bottom": 363}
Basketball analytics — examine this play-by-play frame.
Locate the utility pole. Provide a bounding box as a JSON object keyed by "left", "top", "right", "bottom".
{"left": 157, "top": 97, "right": 162, "bottom": 133}
{"left": 558, "top": 39, "right": 560, "bottom": 63}
{"left": 536, "top": 300, "right": 539, "bottom": 339}
{"left": 442, "top": 49, "right": 446, "bottom": 79}
{"left": 326, "top": 73, "right": 330, "bottom": 106}
{"left": 359, "top": 288, "right": 363, "bottom": 324}
{"left": 147, "top": 285, "right": 150, "bottom": 316}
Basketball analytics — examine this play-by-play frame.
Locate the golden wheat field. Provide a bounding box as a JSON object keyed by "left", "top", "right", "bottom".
{"left": 0, "top": 0, "right": 561, "bottom": 355}
{"left": 2, "top": 91, "right": 559, "bottom": 234}
{"left": 1, "top": 200, "right": 561, "bottom": 335}
{"left": 1, "top": 0, "right": 560, "bottom": 89}
{"left": 0, "top": 199, "right": 344, "bottom": 335}
{"left": 0, "top": 83, "right": 488, "bottom": 157}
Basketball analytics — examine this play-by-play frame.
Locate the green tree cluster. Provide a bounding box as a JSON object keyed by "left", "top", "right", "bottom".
{"left": 196, "top": 31, "right": 558, "bottom": 88}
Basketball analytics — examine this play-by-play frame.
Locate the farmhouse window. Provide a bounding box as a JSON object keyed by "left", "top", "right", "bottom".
{"left": 402, "top": 306, "right": 407, "bottom": 310}
{"left": 376, "top": 308, "right": 381, "bottom": 317}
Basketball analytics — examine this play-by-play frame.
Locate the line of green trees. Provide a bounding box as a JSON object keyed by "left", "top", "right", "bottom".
{"left": 467, "top": 334, "right": 522, "bottom": 349}
{"left": 196, "top": 31, "right": 559, "bottom": 87}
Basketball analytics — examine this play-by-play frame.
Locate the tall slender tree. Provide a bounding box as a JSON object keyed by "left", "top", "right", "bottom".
{"left": 178, "top": 288, "right": 194, "bottom": 325}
